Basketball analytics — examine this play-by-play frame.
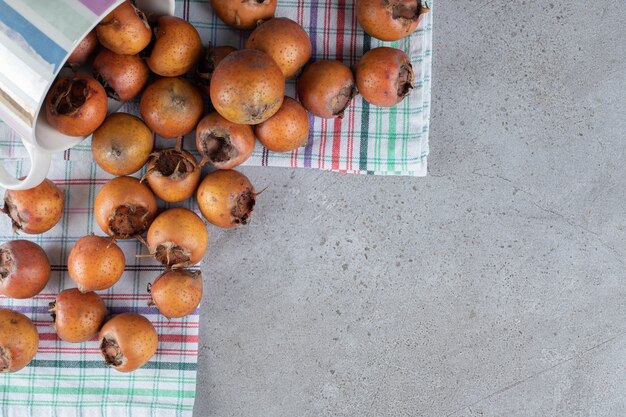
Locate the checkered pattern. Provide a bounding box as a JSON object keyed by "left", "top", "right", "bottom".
{"left": 0, "top": 158, "right": 199, "bottom": 417}
{"left": 0, "top": 1, "right": 433, "bottom": 415}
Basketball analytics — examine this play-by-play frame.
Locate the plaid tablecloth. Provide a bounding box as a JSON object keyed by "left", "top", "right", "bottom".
{"left": 0, "top": 1, "right": 433, "bottom": 416}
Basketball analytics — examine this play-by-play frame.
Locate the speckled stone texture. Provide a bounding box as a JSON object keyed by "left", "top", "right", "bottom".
{"left": 194, "top": 1, "right": 626, "bottom": 415}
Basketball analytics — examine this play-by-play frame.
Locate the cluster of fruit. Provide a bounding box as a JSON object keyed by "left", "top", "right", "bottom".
{"left": 0, "top": 0, "right": 429, "bottom": 374}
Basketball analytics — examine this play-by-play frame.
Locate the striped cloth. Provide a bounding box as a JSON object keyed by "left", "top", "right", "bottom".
{"left": 0, "top": 160, "right": 199, "bottom": 417}
{"left": 0, "top": 0, "right": 432, "bottom": 175}
{"left": 0, "top": 1, "right": 433, "bottom": 416}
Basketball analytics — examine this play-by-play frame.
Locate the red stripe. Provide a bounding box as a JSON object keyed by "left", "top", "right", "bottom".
{"left": 38, "top": 333, "right": 198, "bottom": 343}
{"left": 37, "top": 347, "right": 199, "bottom": 355}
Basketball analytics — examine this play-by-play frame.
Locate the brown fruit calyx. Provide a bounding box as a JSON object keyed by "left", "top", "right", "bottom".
{"left": 331, "top": 83, "right": 358, "bottom": 119}
{"left": 0, "top": 346, "right": 11, "bottom": 373}
{"left": 386, "top": 0, "right": 429, "bottom": 25}
{"left": 48, "top": 300, "right": 57, "bottom": 322}
{"left": 397, "top": 62, "right": 415, "bottom": 98}
{"left": 197, "top": 129, "right": 236, "bottom": 167}
{"left": 154, "top": 242, "right": 191, "bottom": 269}
{"left": 245, "top": 100, "right": 281, "bottom": 124}
{"left": 0, "top": 248, "right": 14, "bottom": 281}
{"left": 143, "top": 148, "right": 197, "bottom": 181}
{"left": 100, "top": 337, "right": 124, "bottom": 367}
{"left": 94, "top": 72, "right": 120, "bottom": 101}
{"left": 2, "top": 195, "right": 23, "bottom": 233}
{"left": 49, "top": 78, "right": 89, "bottom": 116}
{"left": 109, "top": 204, "right": 151, "bottom": 239}
{"left": 232, "top": 189, "right": 256, "bottom": 225}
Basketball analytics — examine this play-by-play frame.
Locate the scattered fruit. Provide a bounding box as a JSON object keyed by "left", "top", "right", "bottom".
{"left": 149, "top": 269, "right": 202, "bottom": 318}
{"left": 254, "top": 97, "right": 310, "bottom": 152}
{"left": 209, "top": 0, "right": 277, "bottom": 30}
{"left": 99, "top": 313, "right": 158, "bottom": 372}
{"left": 91, "top": 113, "right": 154, "bottom": 176}
{"left": 297, "top": 60, "right": 357, "bottom": 119}
{"left": 92, "top": 49, "right": 150, "bottom": 101}
{"left": 356, "top": 47, "right": 414, "bottom": 107}
{"left": 356, "top": 0, "right": 430, "bottom": 42}
{"left": 45, "top": 74, "right": 108, "bottom": 136}
{"left": 96, "top": 0, "right": 152, "bottom": 55}
{"left": 0, "top": 240, "right": 50, "bottom": 299}
{"left": 146, "top": 208, "right": 208, "bottom": 268}
{"left": 195, "top": 112, "right": 256, "bottom": 170}
{"left": 147, "top": 16, "right": 203, "bottom": 77}
{"left": 210, "top": 49, "right": 284, "bottom": 125}
{"left": 1, "top": 178, "right": 64, "bottom": 234}
{"left": 140, "top": 77, "right": 204, "bottom": 139}
{"left": 94, "top": 176, "right": 158, "bottom": 239}
{"left": 50, "top": 289, "right": 107, "bottom": 343}
{"left": 196, "top": 170, "right": 256, "bottom": 228}
{"left": 142, "top": 148, "right": 201, "bottom": 203}
{"left": 0, "top": 309, "right": 39, "bottom": 373}
{"left": 68, "top": 235, "right": 126, "bottom": 292}
{"left": 246, "top": 17, "right": 312, "bottom": 79}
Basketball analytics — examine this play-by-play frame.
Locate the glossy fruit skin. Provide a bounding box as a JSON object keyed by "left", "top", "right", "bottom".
{"left": 147, "top": 16, "right": 203, "bottom": 77}
{"left": 356, "top": 47, "right": 414, "bottom": 107}
{"left": 0, "top": 240, "right": 50, "bottom": 299}
{"left": 195, "top": 45, "right": 237, "bottom": 96}
{"left": 209, "top": 0, "right": 277, "bottom": 30}
{"left": 254, "top": 97, "right": 310, "bottom": 152}
{"left": 356, "top": 0, "right": 430, "bottom": 42}
{"left": 195, "top": 112, "right": 255, "bottom": 170}
{"left": 146, "top": 208, "right": 208, "bottom": 268}
{"left": 45, "top": 74, "right": 108, "bottom": 136}
{"left": 150, "top": 269, "right": 202, "bottom": 318}
{"left": 96, "top": 0, "right": 152, "bottom": 55}
{"left": 196, "top": 170, "right": 256, "bottom": 228}
{"left": 94, "top": 176, "right": 158, "bottom": 239}
{"left": 2, "top": 178, "right": 64, "bottom": 234}
{"left": 92, "top": 49, "right": 149, "bottom": 101}
{"left": 144, "top": 149, "right": 201, "bottom": 203}
{"left": 68, "top": 235, "right": 126, "bottom": 292}
{"left": 0, "top": 308, "right": 38, "bottom": 373}
{"left": 99, "top": 313, "right": 157, "bottom": 372}
{"left": 52, "top": 289, "right": 107, "bottom": 343}
{"left": 140, "top": 77, "right": 203, "bottom": 139}
{"left": 297, "top": 60, "right": 357, "bottom": 119}
{"left": 92, "top": 113, "right": 154, "bottom": 176}
{"left": 246, "top": 18, "right": 312, "bottom": 79}
{"left": 210, "top": 49, "right": 284, "bottom": 125}
{"left": 67, "top": 30, "right": 99, "bottom": 67}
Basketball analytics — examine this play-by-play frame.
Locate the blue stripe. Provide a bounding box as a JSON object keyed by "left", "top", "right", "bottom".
{"left": 0, "top": 0, "right": 68, "bottom": 72}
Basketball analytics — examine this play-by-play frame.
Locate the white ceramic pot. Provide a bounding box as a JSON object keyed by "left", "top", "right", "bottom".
{"left": 0, "top": 0, "right": 175, "bottom": 190}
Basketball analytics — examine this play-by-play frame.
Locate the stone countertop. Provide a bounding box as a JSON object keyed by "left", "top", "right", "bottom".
{"left": 194, "top": 1, "right": 626, "bottom": 415}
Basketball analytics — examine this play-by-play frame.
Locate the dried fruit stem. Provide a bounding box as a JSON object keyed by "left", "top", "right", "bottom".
{"left": 155, "top": 242, "right": 191, "bottom": 268}
{"left": 109, "top": 204, "right": 151, "bottom": 239}
{"left": 0, "top": 248, "right": 12, "bottom": 280}
{"left": 331, "top": 83, "right": 357, "bottom": 119}
{"left": 231, "top": 189, "right": 256, "bottom": 225}
{"left": 199, "top": 131, "right": 236, "bottom": 166}
{"left": 100, "top": 337, "right": 124, "bottom": 367}
{"left": 50, "top": 78, "right": 89, "bottom": 116}
{"left": 0, "top": 346, "right": 11, "bottom": 373}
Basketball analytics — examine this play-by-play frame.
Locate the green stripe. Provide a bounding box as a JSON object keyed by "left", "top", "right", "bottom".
{"left": 0, "top": 385, "right": 195, "bottom": 399}
{"left": 30, "top": 360, "right": 197, "bottom": 371}
{"left": 0, "top": 399, "right": 192, "bottom": 410}
{"left": 21, "top": 0, "right": 91, "bottom": 41}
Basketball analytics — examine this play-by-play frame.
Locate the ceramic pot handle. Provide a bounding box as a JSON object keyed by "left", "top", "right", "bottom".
{"left": 0, "top": 141, "right": 51, "bottom": 190}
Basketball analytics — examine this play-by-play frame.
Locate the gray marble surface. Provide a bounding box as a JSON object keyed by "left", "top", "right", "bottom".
{"left": 194, "top": 1, "right": 626, "bottom": 415}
